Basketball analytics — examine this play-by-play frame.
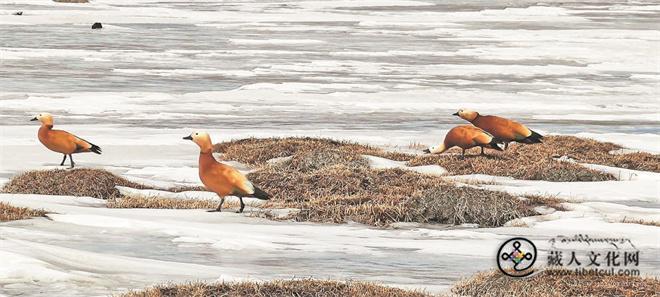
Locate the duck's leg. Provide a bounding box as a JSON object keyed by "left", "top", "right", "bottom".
{"left": 68, "top": 154, "right": 75, "bottom": 168}
{"left": 60, "top": 154, "right": 67, "bottom": 166}
{"left": 461, "top": 148, "right": 466, "bottom": 159}
{"left": 504, "top": 142, "right": 509, "bottom": 150}
{"left": 480, "top": 147, "right": 485, "bottom": 156}
{"left": 237, "top": 197, "right": 245, "bottom": 213}
{"left": 208, "top": 196, "right": 225, "bottom": 212}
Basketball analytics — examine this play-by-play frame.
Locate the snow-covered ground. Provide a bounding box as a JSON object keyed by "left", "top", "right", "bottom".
{"left": 1, "top": 0, "right": 659, "bottom": 296}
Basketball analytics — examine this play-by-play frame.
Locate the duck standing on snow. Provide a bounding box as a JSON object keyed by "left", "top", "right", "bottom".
{"left": 424, "top": 125, "right": 502, "bottom": 157}
{"left": 183, "top": 131, "right": 271, "bottom": 213}
{"left": 453, "top": 109, "right": 543, "bottom": 149}
{"left": 31, "top": 113, "right": 101, "bottom": 168}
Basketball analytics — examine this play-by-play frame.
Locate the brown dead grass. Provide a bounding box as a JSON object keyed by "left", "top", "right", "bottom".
{"left": 1, "top": 169, "right": 209, "bottom": 200}
{"left": 620, "top": 217, "right": 660, "bottom": 227}
{"left": 120, "top": 279, "right": 430, "bottom": 297}
{"left": 215, "top": 136, "right": 660, "bottom": 182}
{"left": 214, "top": 137, "right": 410, "bottom": 166}
{"left": 408, "top": 152, "right": 612, "bottom": 182}
{"left": 452, "top": 269, "right": 660, "bottom": 297}
{"left": 0, "top": 202, "right": 47, "bottom": 222}
{"left": 408, "top": 136, "right": 659, "bottom": 180}
{"left": 547, "top": 136, "right": 660, "bottom": 172}
{"left": 1, "top": 169, "right": 146, "bottom": 199}
{"left": 107, "top": 195, "right": 224, "bottom": 209}
{"left": 249, "top": 161, "right": 551, "bottom": 227}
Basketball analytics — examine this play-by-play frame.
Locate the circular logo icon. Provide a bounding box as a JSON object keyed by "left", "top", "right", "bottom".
{"left": 497, "top": 237, "right": 537, "bottom": 277}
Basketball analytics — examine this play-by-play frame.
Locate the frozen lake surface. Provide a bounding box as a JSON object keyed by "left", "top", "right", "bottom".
{"left": 1, "top": 0, "right": 659, "bottom": 137}
{"left": 0, "top": 0, "right": 659, "bottom": 296}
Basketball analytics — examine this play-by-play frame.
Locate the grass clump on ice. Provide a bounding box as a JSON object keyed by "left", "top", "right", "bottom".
{"left": 1, "top": 168, "right": 145, "bottom": 199}
{"left": 1, "top": 169, "right": 208, "bottom": 202}
{"left": 120, "top": 279, "right": 430, "bottom": 297}
{"left": 620, "top": 217, "right": 660, "bottom": 227}
{"left": 120, "top": 270, "right": 659, "bottom": 297}
{"left": 452, "top": 269, "right": 660, "bottom": 297}
{"left": 107, "top": 195, "right": 224, "bottom": 209}
{"left": 0, "top": 202, "right": 47, "bottom": 222}
{"left": 214, "top": 137, "right": 410, "bottom": 166}
{"left": 214, "top": 136, "right": 654, "bottom": 182}
{"left": 408, "top": 136, "right": 659, "bottom": 181}
{"left": 248, "top": 148, "right": 552, "bottom": 227}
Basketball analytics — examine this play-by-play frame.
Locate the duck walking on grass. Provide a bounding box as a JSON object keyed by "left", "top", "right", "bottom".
{"left": 453, "top": 109, "right": 543, "bottom": 149}
{"left": 424, "top": 125, "right": 502, "bottom": 157}
{"left": 31, "top": 113, "right": 101, "bottom": 168}
{"left": 183, "top": 131, "right": 271, "bottom": 213}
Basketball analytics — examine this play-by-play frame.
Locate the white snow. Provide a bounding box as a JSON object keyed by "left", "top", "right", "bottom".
{"left": 364, "top": 155, "right": 447, "bottom": 176}
{"left": 447, "top": 174, "right": 659, "bottom": 203}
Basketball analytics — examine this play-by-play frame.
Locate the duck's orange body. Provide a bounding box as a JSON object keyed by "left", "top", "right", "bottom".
{"left": 426, "top": 125, "right": 502, "bottom": 156}
{"left": 472, "top": 115, "right": 532, "bottom": 142}
{"left": 198, "top": 152, "right": 253, "bottom": 197}
{"left": 185, "top": 131, "right": 270, "bottom": 213}
{"left": 454, "top": 110, "right": 543, "bottom": 147}
{"left": 38, "top": 126, "right": 95, "bottom": 155}
{"left": 32, "top": 113, "right": 101, "bottom": 168}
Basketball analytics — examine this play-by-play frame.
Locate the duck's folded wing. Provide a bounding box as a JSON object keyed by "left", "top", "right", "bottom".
{"left": 226, "top": 168, "right": 255, "bottom": 196}
{"left": 72, "top": 134, "right": 102, "bottom": 154}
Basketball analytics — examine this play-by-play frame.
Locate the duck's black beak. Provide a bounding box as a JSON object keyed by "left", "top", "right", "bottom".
{"left": 30, "top": 117, "right": 38, "bottom": 121}
{"left": 183, "top": 135, "right": 193, "bottom": 140}
{"left": 452, "top": 112, "right": 459, "bottom": 116}
{"left": 423, "top": 148, "right": 431, "bottom": 154}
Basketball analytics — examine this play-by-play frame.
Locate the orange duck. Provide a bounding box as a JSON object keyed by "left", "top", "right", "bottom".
{"left": 183, "top": 131, "right": 270, "bottom": 213}
{"left": 424, "top": 125, "right": 502, "bottom": 157}
{"left": 453, "top": 109, "right": 543, "bottom": 149}
{"left": 31, "top": 113, "right": 101, "bottom": 168}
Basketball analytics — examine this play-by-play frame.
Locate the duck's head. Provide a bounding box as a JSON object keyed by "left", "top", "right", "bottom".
{"left": 452, "top": 109, "right": 478, "bottom": 121}
{"left": 31, "top": 113, "right": 53, "bottom": 125}
{"left": 426, "top": 143, "right": 446, "bottom": 154}
{"left": 183, "top": 131, "right": 213, "bottom": 152}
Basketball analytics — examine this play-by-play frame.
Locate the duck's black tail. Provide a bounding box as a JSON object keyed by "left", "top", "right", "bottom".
{"left": 252, "top": 185, "right": 271, "bottom": 200}
{"left": 522, "top": 130, "right": 544, "bottom": 144}
{"left": 89, "top": 144, "right": 102, "bottom": 154}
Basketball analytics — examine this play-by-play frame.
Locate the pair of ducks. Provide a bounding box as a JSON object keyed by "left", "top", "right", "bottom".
{"left": 31, "top": 113, "right": 268, "bottom": 213}
{"left": 424, "top": 109, "right": 543, "bottom": 156}
{"left": 31, "top": 110, "right": 542, "bottom": 212}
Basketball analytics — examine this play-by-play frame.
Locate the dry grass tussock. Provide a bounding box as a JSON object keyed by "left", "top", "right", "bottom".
{"left": 249, "top": 151, "right": 555, "bottom": 226}
{"left": 408, "top": 136, "right": 659, "bottom": 180}
{"left": 620, "top": 217, "right": 660, "bottom": 227}
{"left": 121, "top": 271, "right": 660, "bottom": 297}
{"left": 1, "top": 169, "right": 208, "bottom": 200}
{"left": 1, "top": 169, "right": 146, "bottom": 199}
{"left": 216, "top": 136, "right": 659, "bottom": 182}
{"left": 120, "top": 279, "right": 430, "bottom": 297}
{"left": 452, "top": 269, "right": 660, "bottom": 297}
{"left": 0, "top": 202, "right": 47, "bottom": 222}
{"left": 214, "top": 137, "right": 410, "bottom": 166}
{"left": 107, "top": 195, "right": 227, "bottom": 209}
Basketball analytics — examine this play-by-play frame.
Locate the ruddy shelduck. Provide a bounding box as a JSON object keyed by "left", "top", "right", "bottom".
{"left": 184, "top": 131, "right": 271, "bottom": 213}
{"left": 31, "top": 113, "right": 101, "bottom": 168}
{"left": 453, "top": 109, "right": 543, "bottom": 149}
{"left": 424, "top": 125, "right": 502, "bottom": 157}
